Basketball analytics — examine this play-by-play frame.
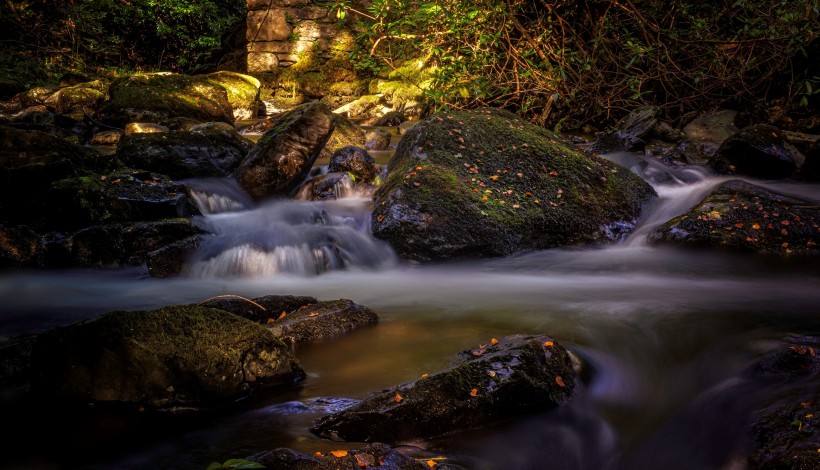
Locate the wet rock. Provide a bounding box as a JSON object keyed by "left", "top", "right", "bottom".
{"left": 295, "top": 172, "right": 369, "bottom": 201}
{"left": 319, "top": 114, "right": 366, "bottom": 161}
{"left": 311, "top": 334, "right": 576, "bottom": 443}
{"left": 30, "top": 305, "right": 305, "bottom": 411}
{"left": 649, "top": 180, "right": 819, "bottom": 255}
{"left": 329, "top": 146, "right": 377, "bottom": 183}
{"left": 161, "top": 116, "right": 204, "bottom": 131}
{"left": 591, "top": 106, "right": 659, "bottom": 153}
{"left": 90, "top": 130, "right": 123, "bottom": 145}
{"left": 365, "top": 128, "right": 392, "bottom": 151}
{"left": 0, "top": 336, "right": 35, "bottom": 402}
{"left": 96, "top": 73, "right": 235, "bottom": 127}
{"left": 42, "top": 81, "right": 106, "bottom": 115}
{"left": 710, "top": 124, "right": 805, "bottom": 179}
{"left": 681, "top": 109, "right": 740, "bottom": 162}
{"left": 374, "top": 111, "right": 407, "bottom": 127}
{"left": 124, "top": 122, "right": 169, "bottom": 135}
{"left": 797, "top": 140, "right": 820, "bottom": 181}
{"left": 146, "top": 234, "right": 205, "bottom": 278}
{"left": 234, "top": 102, "right": 335, "bottom": 199}
{"left": 0, "top": 225, "right": 43, "bottom": 268}
{"left": 398, "top": 121, "right": 417, "bottom": 135}
{"left": 44, "top": 219, "right": 205, "bottom": 268}
{"left": 202, "top": 71, "right": 261, "bottom": 120}
{"left": 200, "top": 295, "right": 318, "bottom": 323}
{"left": 44, "top": 169, "right": 198, "bottom": 231}
{"left": 116, "top": 129, "right": 251, "bottom": 179}
{"left": 270, "top": 299, "right": 378, "bottom": 345}
{"left": 372, "top": 108, "right": 655, "bottom": 262}
{"left": 249, "top": 443, "right": 428, "bottom": 470}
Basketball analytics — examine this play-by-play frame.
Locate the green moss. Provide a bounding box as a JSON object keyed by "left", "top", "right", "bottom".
{"left": 203, "top": 71, "right": 261, "bottom": 118}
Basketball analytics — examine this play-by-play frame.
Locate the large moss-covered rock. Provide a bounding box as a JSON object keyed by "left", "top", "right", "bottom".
{"left": 200, "top": 295, "right": 318, "bottom": 323}
{"left": 202, "top": 71, "right": 261, "bottom": 120}
{"left": 249, "top": 443, "right": 428, "bottom": 470}
{"left": 318, "top": 114, "right": 366, "bottom": 161}
{"left": 96, "top": 73, "right": 234, "bottom": 127}
{"left": 649, "top": 180, "right": 820, "bottom": 255}
{"left": 42, "top": 80, "right": 107, "bottom": 115}
{"left": 116, "top": 128, "right": 252, "bottom": 179}
{"left": 234, "top": 102, "right": 335, "bottom": 199}
{"left": 710, "top": 124, "right": 805, "bottom": 179}
{"left": 30, "top": 305, "right": 305, "bottom": 410}
{"left": 372, "top": 108, "right": 656, "bottom": 261}
{"left": 311, "top": 334, "right": 576, "bottom": 443}
{"left": 44, "top": 169, "right": 198, "bottom": 231}
{"left": 269, "top": 299, "right": 378, "bottom": 346}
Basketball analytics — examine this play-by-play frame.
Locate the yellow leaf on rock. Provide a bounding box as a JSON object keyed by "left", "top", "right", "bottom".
{"left": 427, "top": 460, "right": 438, "bottom": 468}
{"left": 308, "top": 313, "right": 319, "bottom": 317}
{"left": 491, "top": 338, "right": 500, "bottom": 346}
{"left": 277, "top": 312, "right": 287, "bottom": 320}
{"left": 330, "top": 450, "right": 348, "bottom": 458}
{"left": 544, "top": 341, "right": 554, "bottom": 348}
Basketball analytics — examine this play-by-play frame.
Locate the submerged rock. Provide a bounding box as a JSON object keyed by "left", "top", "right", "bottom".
{"left": 371, "top": 108, "right": 655, "bottom": 261}
{"left": 710, "top": 124, "right": 805, "bottom": 179}
{"left": 30, "top": 305, "right": 304, "bottom": 410}
{"left": 311, "top": 334, "right": 576, "bottom": 443}
{"left": 249, "top": 443, "right": 429, "bottom": 470}
{"left": 649, "top": 180, "right": 819, "bottom": 255}
{"left": 234, "top": 102, "right": 335, "bottom": 199}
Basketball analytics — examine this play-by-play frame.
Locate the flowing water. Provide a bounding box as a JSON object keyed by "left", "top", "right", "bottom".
{"left": 2, "top": 132, "right": 820, "bottom": 469}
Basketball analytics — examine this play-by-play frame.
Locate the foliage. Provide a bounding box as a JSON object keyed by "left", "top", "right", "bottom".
{"left": 0, "top": 0, "right": 247, "bottom": 80}
{"left": 336, "top": 0, "right": 820, "bottom": 128}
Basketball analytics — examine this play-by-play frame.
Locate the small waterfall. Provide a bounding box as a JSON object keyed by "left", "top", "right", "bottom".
{"left": 186, "top": 198, "right": 397, "bottom": 277}
{"left": 183, "top": 178, "right": 254, "bottom": 215}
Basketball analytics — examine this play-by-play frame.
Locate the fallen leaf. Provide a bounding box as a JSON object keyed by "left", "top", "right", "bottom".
{"left": 421, "top": 373, "right": 429, "bottom": 379}
{"left": 735, "top": 223, "right": 744, "bottom": 228}
{"left": 266, "top": 318, "right": 275, "bottom": 324}
{"left": 308, "top": 313, "right": 319, "bottom": 317}
{"left": 752, "top": 223, "right": 761, "bottom": 230}
{"left": 544, "top": 341, "right": 554, "bottom": 348}
{"left": 471, "top": 349, "right": 486, "bottom": 357}
{"left": 491, "top": 338, "right": 500, "bottom": 346}
{"left": 549, "top": 170, "right": 559, "bottom": 176}
{"left": 427, "top": 460, "right": 437, "bottom": 468}
{"left": 555, "top": 376, "right": 566, "bottom": 387}
{"left": 314, "top": 451, "right": 323, "bottom": 457}
{"left": 330, "top": 450, "right": 348, "bottom": 458}
{"left": 277, "top": 312, "right": 287, "bottom": 320}
{"left": 491, "top": 175, "right": 499, "bottom": 181}
{"left": 470, "top": 388, "right": 478, "bottom": 397}
{"left": 395, "top": 392, "right": 403, "bottom": 403}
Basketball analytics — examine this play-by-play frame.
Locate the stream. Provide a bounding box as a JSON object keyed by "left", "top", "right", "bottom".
{"left": 2, "top": 129, "right": 820, "bottom": 469}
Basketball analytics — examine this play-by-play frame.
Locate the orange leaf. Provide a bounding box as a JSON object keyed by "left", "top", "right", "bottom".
{"left": 395, "top": 392, "right": 403, "bottom": 403}
{"left": 470, "top": 388, "right": 478, "bottom": 397}
{"left": 471, "top": 349, "right": 486, "bottom": 357}
{"left": 277, "top": 311, "right": 287, "bottom": 320}
{"left": 544, "top": 341, "right": 554, "bottom": 348}
{"left": 752, "top": 223, "right": 761, "bottom": 230}
{"left": 491, "top": 338, "right": 500, "bottom": 346}
{"left": 330, "top": 450, "right": 348, "bottom": 458}
{"left": 314, "top": 451, "right": 323, "bottom": 457}
{"left": 308, "top": 313, "right": 319, "bottom": 317}
{"left": 266, "top": 318, "right": 275, "bottom": 324}
{"left": 421, "top": 373, "right": 429, "bottom": 379}
{"left": 555, "top": 376, "right": 566, "bottom": 388}
{"left": 427, "top": 460, "right": 438, "bottom": 468}
{"left": 491, "top": 175, "right": 499, "bottom": 181}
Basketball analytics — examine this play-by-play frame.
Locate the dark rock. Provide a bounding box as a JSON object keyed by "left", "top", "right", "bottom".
{"left": 711, "top": 124, "right": 805, "bottom": 178}
{"left": 295, "top": 172, "right": 358, "bottom": 201}
{"left": 30, "top": 305, "right": 304, "bottom": 410}
{"left": 146, "top": 235, "right": 205, "bottom": 278}
{"left": 89, "top": 130, "right": 123, "bottom": 145}
{"left": 0, "top": 225, "right": 43, "bottom": 268}
{"left": 96, "top": 73, "right": 235, "bottom": 127}
{"left": 0, "top": 336, "right": 35, "bottom": 402}
{"left": 161, "top": 116, "right": 204, "bottom": 131}
{"left": 270, "top": 299, "right": 378, "bottom": 345}
{"left": 365, "top": 128, "right": 392, "bottom": 151}
{"left": 57, "top": 72, "right": 91, "bottom": 87}
{"left": 311, "top": 334, "right": 576, "bottom": 443}
{"left": 329, "top": 146, "right": 377, "bottom": 182}
{"left": 649, "top": 180, "right": 820, "bottom": 255}
{"left": 681, "top": 109, "right": 740, "bottom": 162}
{"left": 124, "top": 122, "right": 169, "bottom": 134}
{"left": 652, "top": 121, "right": 683, "bottom": 142}
{"left": 234, "top": 102, "right": 335, "bottom": 199}
{"left": 796, "top": 139, "right": 820, "bottom": 182}
{"left": 0, "top": 79, "right": 26, "bottom": 100}
{"left": 42, "top": 81, "right": 106, "bottom": 115}
{"left": 591, "top": 106, "right": 659, "bottom": 153}
{"left": 372, "top": 108, "right": 655, "bottom": 262}
{"left": 44, "top": 169, "right": 198, "bottom": 231}
{"left": 200, "top": 295, "right": 318, "bottom": 323}
{"left": 116, "top": 128, "right": 251, "bottom": 179}
{"left": 250, "top": 443, "right": 428, "bottom": 470}
{"left": 374, "top": 111, "right": 407, "bottom": 127}
{"left": 319, "top": 114, "right": 366, "bottom": 161}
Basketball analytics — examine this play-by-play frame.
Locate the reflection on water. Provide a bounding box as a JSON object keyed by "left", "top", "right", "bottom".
{"left": 2, "top": 149, "right": 820, "bottom": 469}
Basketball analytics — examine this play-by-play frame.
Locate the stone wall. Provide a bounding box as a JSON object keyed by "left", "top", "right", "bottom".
{"left": 246, "top": 0, "right": 360, "bottom": 72}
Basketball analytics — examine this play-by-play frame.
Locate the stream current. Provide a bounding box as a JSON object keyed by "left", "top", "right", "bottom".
{"left": 2, "top": 130, "right": 820, "bottom": 469}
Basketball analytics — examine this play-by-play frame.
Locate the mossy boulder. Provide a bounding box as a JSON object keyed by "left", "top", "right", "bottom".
{"left": 710, "top": 124, "right": 806, "bottom": 179}
{"left": 200, "top": 295, "right": 318, "bottom": 323}
{"left": 116, "top": 127, "right": 252, "bottom": 179}
{"left": 371, "top": 108, "right": 656, "bottom": 262}
{"left": 30, "top": 305, "right": 305, "bottom": 410}
{"left": 202, "top": 71, "right": 261, "bottom": 121}
{"left": 146, "top": 234, "right": 205, "bottom": 278}
{"left": 311, "top": 334, "right": 576, "bottom": 443}
{"left": 334, "top": 95, "right": 384, "bottom": 119}
{"left": 319, "top": 114, "right": 367, "bottom": 161}
{"left": 42, "top": 80, "right": 107, "bottom": 115}
{"left": 329, "top": 146, "right": 377, "bottom": 182}
{"left": 44, "top": 169, "right": 198, "bottom": 231}
{"left": 96, "top": 73, "right": 234, "bottom": 127}
{"left": 649, "top": 180, "right": 820, "bottom": 255}
{"left": 234, "top": 102, "right": 335, "bottom": 199}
